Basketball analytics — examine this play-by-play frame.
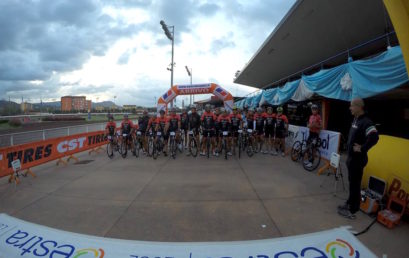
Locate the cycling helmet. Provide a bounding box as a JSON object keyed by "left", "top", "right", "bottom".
{"left": 191, "top": 104, "right": 197, "bottom": 109}
{"left": 124, "top": 114, "right": 128, "bottom": 118}
{"left": 248, "top": 108, "right": 254, "bottom": 112}
{"left": 311, "top": 104, "right": 318, "bottom": 109}
{"left": 108, "top": 114, "right": 114, "bottom": 120}
{"left": 232, "top": 105, "right": 237, "bottom": 110}
{"left": 277, "top": 106, "right": 283, "bottom": 112}
{"left": 205, "top": 104, "right": 211, "bottom": 111}
{"left": 159, "top": 109, "right": 165, "bottom": 114}
{"left": 220, "top": 107, "right": 226, "bottom": 113}
{"left": 257, "top": 107, "right": 263, "bottom": 113}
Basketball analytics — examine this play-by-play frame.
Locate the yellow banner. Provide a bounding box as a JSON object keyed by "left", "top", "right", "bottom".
{"left": 363, "top": 135, "right": 409, "bottom": 213}
{"left": 384, "top": 0, "right": 409, "bottom": 75}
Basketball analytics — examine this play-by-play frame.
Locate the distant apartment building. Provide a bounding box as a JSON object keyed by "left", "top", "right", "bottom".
{"left": 20, "top": 102, "right": 33, "bottom": 113}
{"left": 122, "top": 105, "right": 137, "bottom": 111}
{"left": 61, "top": 96, "right": 90, "bottom": 112}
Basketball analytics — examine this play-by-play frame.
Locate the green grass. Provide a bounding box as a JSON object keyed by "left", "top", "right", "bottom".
{"left": 0, "top": 122, "right": 21, "bottom": 131}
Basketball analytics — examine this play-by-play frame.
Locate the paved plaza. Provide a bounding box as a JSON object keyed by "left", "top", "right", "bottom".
{"left": 0, "top": 148, "right": 408, "bottom": 257}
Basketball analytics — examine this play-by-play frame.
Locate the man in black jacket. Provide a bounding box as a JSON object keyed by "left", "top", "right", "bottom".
{"left": 338, "top": 98, "right": 379, "bottom": 219}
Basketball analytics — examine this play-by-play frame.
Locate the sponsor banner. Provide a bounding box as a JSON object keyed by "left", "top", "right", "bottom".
{"left": 0, "top": 131, "right": 107, "bottom": 178}
{"left": 213, "top": 86, "right": 229, "bottom": 100}
{"left": 287, "top": 125, "right": 340, "bottom": 161}
{"left": 161, "top": 89, "right": 177, "bottom": 103}
{"left": 177, "top": 84, "right": 212, "bottom": 95}
{"left": 0, "top": 213, "right": 376, "bottom": 258}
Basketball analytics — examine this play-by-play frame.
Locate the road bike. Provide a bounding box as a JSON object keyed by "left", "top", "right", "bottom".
{"left": 219, "top": 131, "right": 230, "bottom": 160}
{"left": 188, "top": 130, "right": 198, "bottom": 157}
{"left": 106, "top": 134, "right": 119, "bottom": 158}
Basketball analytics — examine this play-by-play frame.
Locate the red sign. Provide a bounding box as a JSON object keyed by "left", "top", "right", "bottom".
{"left": 0, "top": 131, "right": 107, "bottom": 178}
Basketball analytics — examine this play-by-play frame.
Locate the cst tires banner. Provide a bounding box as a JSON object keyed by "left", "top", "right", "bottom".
{"left": 0, "top": 131, "right": 107, "bottom": 178}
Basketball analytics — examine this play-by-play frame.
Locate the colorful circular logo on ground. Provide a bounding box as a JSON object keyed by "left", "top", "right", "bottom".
{"left": 73, "top": 248, "right": 105, "bottom": 258}
{"left": 326, "top": 239, "right": 360, "bottom": 258}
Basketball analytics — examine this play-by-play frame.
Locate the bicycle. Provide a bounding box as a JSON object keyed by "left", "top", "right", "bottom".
{"left": 302, "top": 138, "right": 322, "bottom": 171}
{"left": 236, "top": 129, "right": 243, "bottom": 159}
{"left": 147, "top": 131, "right": 154, "bottom": 157}
{"left": 220, "top": 131, "right": 229, "bottom": 160}
{"left": 133, "top": 131, "right": 144, "bottom": 158}
{"left": 153, "top": 131, "right": 165, "bottom": 160}
{"left": 242, "top": 128, "right": 254, "bottom": 157}
{"left": 202, "top": 130, "right": 212, "bottom": 159}
{"left": 106, "top": 134, "right": 119, "bottom": 158}
{"left": 169, "top": 131, "right": 177, "bottom": 159}
{"left": 290, "top": 139, "right": 307, "bottom": 162}
{"left": 120, "top": 133, "right": 132, "bottom": 158}
{"left": 188, "top": 130, "right": 198, "bottom": 157}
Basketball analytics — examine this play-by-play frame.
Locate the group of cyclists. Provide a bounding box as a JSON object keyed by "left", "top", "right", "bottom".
{"left": 105, "top": 103, "right": 322, "bottom": 161}
{"left": 105, "top": 105, "right": 306, "bottom": 159}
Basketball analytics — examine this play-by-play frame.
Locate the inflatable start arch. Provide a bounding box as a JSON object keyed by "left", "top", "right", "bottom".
{"left": 157, "top": 83, "right": 234, "bottom": 113}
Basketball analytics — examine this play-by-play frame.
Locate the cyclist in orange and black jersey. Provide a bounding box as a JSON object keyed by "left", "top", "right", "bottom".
{"left": 229, "top": 106, "right": 243, "bottom": 137}
{"left": 168, "top": 107, "right": 182, "bottom": 149}
{"left": 120, "top": 114, "right": 134, "bottom": 135}
{"left": 105, "top": 115, "right": 117, "bottom": 137}
{"left": 229, "top": 106, "right": 242, "bottom": 155}
{"left": 155, "top": 110, "right": 169, "bottom": 155}
{"left": 120, "top": 114, "right": 134, "bottom": 147}
{"left": 147, "top": 116, "right": 157, "bottom": 134}
{"left": 246, "top": 109, "right": 255, "bottom": 130}
{"left": 213, "top": 107, "right": 221, "bottom": 143}
{"left": 254, "top": 107, "right": 266, "bottom": 153}
{"left": 264, "top": 107, "right": 276, "bottom": 155}
{"left": 200, "top": 104, "right": 217, "bottom": 155}
{"left": 275, "top": 106, "right": 289, "bottom": 156}
{"left": 180, "top": 108, "right": 189, "bottom": 148}
{"left": 217, "top": 108, "right": 232, "bottom": 156}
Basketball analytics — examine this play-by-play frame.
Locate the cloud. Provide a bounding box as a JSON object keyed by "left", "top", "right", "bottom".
{"left": 0, "top": 0, "right": 142, "bottom": 82}
{"left": 0, "top": 0, "right": 296, "bottom": 106}
{"left": 210, "top": 33, "right": 236, "bottom": 55}
{"left": 117, "top": 48, "right": 137, "bottom": 65}
{"left": 198, "top": 3, "right": 220, "bottom": 16}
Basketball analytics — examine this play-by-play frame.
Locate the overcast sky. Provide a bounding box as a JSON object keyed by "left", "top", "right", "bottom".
{"left": 0, "top": 0, "right": 295, "bottom": 106}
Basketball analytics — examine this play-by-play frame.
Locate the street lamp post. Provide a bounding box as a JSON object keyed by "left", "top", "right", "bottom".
{"left": 185, "top": 66, "right": 192, "bottom": 105}
{"left": 160, "top": 20, "right": 175, "bottom": 108}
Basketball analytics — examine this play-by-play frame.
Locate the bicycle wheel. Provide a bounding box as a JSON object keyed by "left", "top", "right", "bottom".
{"left": 238, "top": 135, "right": 242, "bottom": 159}
{"left": 148, "top": 137, "right": 154, "bottom": 156}
{"left": 190, "top": 137, "right": 198, "bottom": 157}
{"left": 121, "top": 140, "right": 127, "bottom": 158}
{"left": 206, "top": 138, "right": 210, "bottom": 159}
{"left": 223, "top": 138, "right": 227, "bottom": 160}
{"left": 106, "top": 142, "right": 114, "bottom": 158}
{"left": 134, "top": 139, "right": 140, "bottom": 158}
{"left": 291, "top": 141, "right": 302, "bottom": 162}
{"left": 152, "top": 140, "right": 158, "bottom": 160}
{"left": 171, "top": 138, "right": 176, "bottom": 159}
{"left": 246, "top": 137, "right": 254, "bottom": 157}
{"left": 302, "top": 147, "right": 321, "bottom": 171}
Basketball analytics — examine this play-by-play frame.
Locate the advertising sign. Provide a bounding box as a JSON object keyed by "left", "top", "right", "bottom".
{"left": 0, "top": 131, "right": 107, "bottom": 178}
{"left": 287, "top": 125, "right": 341, "bottom": 161}
{"left": 0, "top": 214, "right": 376, "bottom": 258}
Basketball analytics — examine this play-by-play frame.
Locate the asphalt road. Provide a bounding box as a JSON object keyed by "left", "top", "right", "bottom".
{"left": 0, "top": 149, "right": 408, "bottom": 257}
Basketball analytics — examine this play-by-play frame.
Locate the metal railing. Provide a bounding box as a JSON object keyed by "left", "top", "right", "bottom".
{"left": 0, "top": 120, "right": 126, "bottom": 147}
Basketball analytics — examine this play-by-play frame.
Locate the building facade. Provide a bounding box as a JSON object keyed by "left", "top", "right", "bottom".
{"left": 61, "top": 96, "right": 89, "bottom": 112}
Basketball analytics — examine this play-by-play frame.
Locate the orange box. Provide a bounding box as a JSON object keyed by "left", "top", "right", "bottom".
{"left": 377, "top": 196, "right": 407, "bottom": 229}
